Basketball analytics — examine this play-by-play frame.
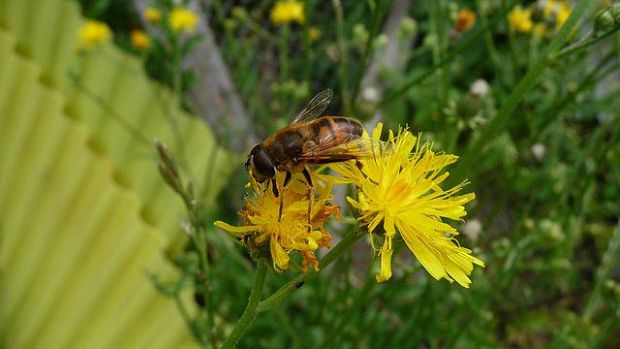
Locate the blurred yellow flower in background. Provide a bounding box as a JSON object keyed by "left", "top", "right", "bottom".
{"left": 270, "top": 0, "right": 305, "bottom": 26}
{"left": 169, "top": 7, "right": 199, "bottom": 33}
{"left": 78, "top": 20, "right": 111, "bottom": 49}
{"left": 309, "top": 26, "right": 322, "bottom": 41}
{"left": 508, "top": 6, "right": 534, "bottom": 33}
{"left": 551, "top": 1, "right": 572, "bottom": 30}
{"left": 131, "top": 30, "right": 150, "bottom": 51}
{"left": 454, "top": 9, "right": 476, "bottom": 32}
{"left": 215, "top": 172, "right": 336, "bottom": 272}
{"left": 145, "top": 7, "right": 162, "bottom": 23}
{"left": 330, "top": 124, "right": 484, "bottom": 287}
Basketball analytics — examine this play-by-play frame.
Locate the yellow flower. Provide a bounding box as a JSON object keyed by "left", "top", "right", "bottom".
{"left": 508, "top": 6, "right": 534, "bottom": 34}
{"left": 131, "top": 30, "right": 150, "bottom": 51}
{"left": 454, "top": 9, "right": 476, "bottom": 32}
{"left": 538, "top": 0, "right": 571, "bottom": 32}
{"left": 215, "top": 172, "right": 336, "bottom": 272}
{"left": 330, "top": 124, "right": 484, "bottom": 287}
{"left": 270, "top": 0, "right": 305, "bottom": 26}
{"left": 555, "top": 2, "right": 572, "bottom": 30}
{"left": 145, "top": 7, "right": 162, "bottom": 23}
{"left": 308, "top": 26, "right": 322, "bottom": 41}
{"left": 79, "top": 20, "right": 111, "bottom": 48}
{"left": 169, "top": 7, "right": 199, "bottom": 33}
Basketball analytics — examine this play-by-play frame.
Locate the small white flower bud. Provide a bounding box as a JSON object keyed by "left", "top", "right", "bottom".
{"left": 362, "top": 86, "right": 380, "bottom": 103}
{"left": 461, "top": 219, "right": 482, "bottom": 241}
{"left": 531, "top": 143, "right": 546, "bottom": 160}
{"left": 469, "top": 79, "right": 490, "bottom": 98}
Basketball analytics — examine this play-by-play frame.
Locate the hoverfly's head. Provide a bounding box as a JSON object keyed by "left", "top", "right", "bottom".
{"left": 246, "top": 144, "right": 275, "bottom": 183}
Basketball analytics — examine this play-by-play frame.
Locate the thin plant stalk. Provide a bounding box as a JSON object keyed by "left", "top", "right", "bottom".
{"left": 257, "top": 229, "right": 363, "bottom": 313}
{"left": 452, "top": 0, "right": 589, "bottom": 181}
{"left": 221, "top": 260, "right": 269, "bottom": 349}
{"left": 332, "top": 0, "right": 350, "bottom": 114}
{"left": 380, "top": 0, "right": 518, "bottom": 105}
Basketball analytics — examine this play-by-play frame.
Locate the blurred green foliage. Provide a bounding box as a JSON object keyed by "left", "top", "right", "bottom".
{"left": 74, "top": 0, "right": 620, "bottom": 348}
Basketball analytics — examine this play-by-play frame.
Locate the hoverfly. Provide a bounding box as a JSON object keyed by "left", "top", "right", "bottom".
{"left": 245, "top": 89, "right": 385, "bottom": 221}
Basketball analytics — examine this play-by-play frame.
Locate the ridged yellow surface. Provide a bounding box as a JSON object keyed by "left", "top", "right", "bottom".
{"left": 0, "top": 0, "right": 235, "bottom": 347}
{"left": 0, "top": 0, "right": 234, "bottom": 233}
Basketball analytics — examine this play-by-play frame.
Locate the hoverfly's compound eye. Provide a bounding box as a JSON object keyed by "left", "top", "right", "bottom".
{"left": 251, "top": 147, "right": 275, "bottom": 183}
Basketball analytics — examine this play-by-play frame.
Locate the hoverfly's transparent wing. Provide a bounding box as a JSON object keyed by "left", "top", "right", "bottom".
{"left": 297, "top": 136, "right": 392, "bottom": 164}
{"left": 291, "top": 89, "right": 333, "bottom": 124}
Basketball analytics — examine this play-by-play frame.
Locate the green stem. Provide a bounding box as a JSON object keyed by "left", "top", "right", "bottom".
{"left": 278, "top": 25, "right": 290, "bottom": 82}
{"left": 477, "top": 0, "right": 501, "bottom": 71}
{"left": 350, "top": 0, "right": 382, "bottom": 108}
{"left": 380, "top": 0, "right": 517, "bottom": 105}
{"left": 167, "top": 34, "right": 193, "bottom": 179}
{"left": 67, "top": 71, "right": 151, "bottom": 145}
{"left": 452, "top": 0, "right": 589, "bottom": 181}
{"left": 257, "top": 230, "right": 363, "bottom": 312}
{"left": 551, "top": 27, "right": 620, "bottom": 61}
{"left": 531, "top": 50, "right": 617, "bottom": 140}
{"left": 181, "top": 192, "right": 215, "bottom": 347}
{"left": 583, "top": 221, "right": 620, "bottom": 319}
{"left": 242, "top": 16, "right": 278, "bottom": 43}
{"left": 221, "top": 260, "right": 269, "bottom": 349}
{"left": 332, "top": 0, "right": 350, "bottom": 114}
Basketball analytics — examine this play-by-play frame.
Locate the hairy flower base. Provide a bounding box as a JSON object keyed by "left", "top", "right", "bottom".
{"left": 330, "top": 124, "right": 484, "bottom": 287}
{"left": 215, "top": 172, "right": 336, "bottom": 272}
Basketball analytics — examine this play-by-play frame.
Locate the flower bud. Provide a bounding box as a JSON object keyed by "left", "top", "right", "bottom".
{"left": 594, "top": 4, "right": 620, "bottom": 34}
{"left": 231, "top": 6, "right": 247, "bottom": 19}
{"left": 398, "top": 17, "right": 417, "bottom": 38}
{"left": 373, "top": 34, "right": 389, "bottom": 51}
{"left": 469, "top": 79, "right": 490, "bottom": 98}
{"left": 457, "top": 81, "right": 486, "bottom": 118}
{"left": 155, "top": 140, "right": 183, "bottom": 195}
{"left": 461, "top": 219, "right": 482, "bottom": 241}
{"left": 155, "top": 140, "right": 178, "bottom": 178}
{"left": 353, "top": 23, "right": 369, "bottom": 45}
{"left": 224, "top": 18, "right": 237, "bottom": 31}
{"left": 423, "top": 33, "right": 438, "bottom": 48}
{"left": 531, "top": 143, "right": 546, "bottom": 160}
{"left": 362, "top": 86, "right": 380, "bottom": 104}
{"left": 611, "top": 4, "right": 620, "bottom": 22}
{"left": 594, "top": 9, "right": 616, "bottom": 33}
{"left": 538, "top": 219, "right": 564, "bottom": 243}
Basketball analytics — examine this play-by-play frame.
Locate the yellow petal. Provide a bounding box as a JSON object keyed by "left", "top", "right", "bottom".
{"left": 371, "top": 122, "right": 384, "bottom": 140}
{"left": 214, "top": 221, "right": 257, "bottom": 234}
{"left": 270, "top": 237, "right": 290, "bottom": 271}
{"left": 399, "top": 225, "right": 448, "bottom": 281}
{"left": 376, "top": 236, "right": 393, "bottom": 282}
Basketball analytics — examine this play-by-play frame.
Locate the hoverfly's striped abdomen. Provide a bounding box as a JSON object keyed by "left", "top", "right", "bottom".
{"left": 311, "top": 116, "right": 364, "bottom": 144}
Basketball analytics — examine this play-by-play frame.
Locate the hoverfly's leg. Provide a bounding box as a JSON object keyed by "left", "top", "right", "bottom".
{"left": 302, "top": 167, "right": 314, "bottom": 232}
{"left": 355, "top": 160, "right": 378, "bottom": 185}
{"left": 271, "top": 177, "right": 279, "bottom": 198}
{"left": 278, "top": 172, "right": 292, "bottom": 222}
{"left": 283, "top": 171, "right": 292, "bottom": 188}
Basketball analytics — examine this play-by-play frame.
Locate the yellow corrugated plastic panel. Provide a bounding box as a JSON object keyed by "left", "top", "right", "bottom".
{"left": 0, "top": 0, "right": 240, "bottom": 346}
{"left": 0, "top": 0, "right": 237, "bottom": 234}
{"left": 0, "top": 30, "right": 198, "bottom": 348}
